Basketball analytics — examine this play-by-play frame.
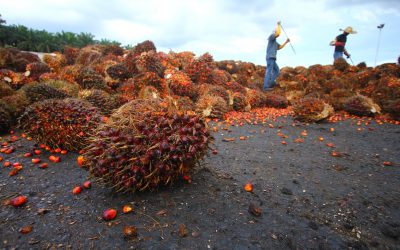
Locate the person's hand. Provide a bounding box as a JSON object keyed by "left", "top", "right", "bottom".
{"left": 286, "top": 38, "right": 290, "bottom": 43}
{"left": 277, "top": 21, "right": 281, "bottom": 25}
{"left": 346, "top": 54, "right": 351, "bottom": 58}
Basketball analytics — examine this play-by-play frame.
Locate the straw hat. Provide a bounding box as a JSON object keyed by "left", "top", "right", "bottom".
{"left": 343, "top": 26, "right": 357, "bottom": 34}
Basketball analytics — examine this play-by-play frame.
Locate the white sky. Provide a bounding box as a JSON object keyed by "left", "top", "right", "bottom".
{"left": 1, "top": 0, "right": 399, "bottom": 67}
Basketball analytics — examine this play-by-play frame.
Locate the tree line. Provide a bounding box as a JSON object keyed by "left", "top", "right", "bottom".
{"left": 0, "top": 14, "right": 129, "bottom": 53}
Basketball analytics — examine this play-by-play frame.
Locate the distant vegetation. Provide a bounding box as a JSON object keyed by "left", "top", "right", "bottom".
{"left": 0, "top": 14, "right": 129, "bottom": 53}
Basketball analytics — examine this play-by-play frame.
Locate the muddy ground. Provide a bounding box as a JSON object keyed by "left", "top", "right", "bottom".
{"left": 0, "top": 115, "right": 399, "bottom": 250}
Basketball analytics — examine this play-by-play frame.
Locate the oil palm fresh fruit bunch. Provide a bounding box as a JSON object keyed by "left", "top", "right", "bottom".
{"left": 79, "top": 89, "right": 124, "bottom": 116}
{"left": 75, "top": 46, "right": 102, "bottom": 66}
{"left": 245, "top": 89, "right": 267, "bottom": 109}
{"left": 133, "top": 72, "right": 168, "bottom": 97}
{"left": 43, "top": 53, "right": 67, "bottom": 73}
{"left": 183, "top": 53, "right": 216, "bottom": 84}
{"left": 0, "top": 101, "right": 13, "bottom": 134}
{"left": 19, "top": 98, "right": 101, "bottom": 151}
{"left": 386, "top": 100, "right": 400, "bottom": 120}
{"left": 132, "top": 40, "right": 156, "bottom": 57}
{"left": 1, "top": 92, "right": 29, "bottom": 118}
{"left": 135, "top": 51, "right": 165, "bottom": 77}
{"left": 343, "top": 95, "right": 381, "bottom": 117}
{"left": 63, "top": 46, "right": 79, "bottom": 65}
{"left": 195, "top": 94, "right": 228, "bottom": 118}
{"left": 328, "top": 89, "right": 354, "bottom": 111}
{"left": 83, "top": 99, "right": 211, "bottom": 193}
{"left": 231, "top": 92, "right": 250, "bottom": 112}
{"left": 166, "top": 69, "right": 197, "bottom": 100}
{"left": 0, "top": 82, "right": 14, "bottom": 98}
{"left": 106, "top": 63, "right": 131, "bottom": 81}
{"left": 76, "top": 67, "right": 107, "bottom": 90}
{"left": 197, "top": 84, "right": 229, "bottom": 104}
{"left": 293, "top": 97, "right": 334, "bottom": 122}
{"left": 25, "top": 62, "right": 51, "bottom": 80}
{"left": 264, "top": 93, "right": 288, "bottom": 108}
{"left": 101, "top": 44, "right": 124, "bottom": 56}
{"left": 333, "top": 57, "right": 349, "bottom": 72}
{"left": 21, "top": 82, "right": 69, "bottom": 104}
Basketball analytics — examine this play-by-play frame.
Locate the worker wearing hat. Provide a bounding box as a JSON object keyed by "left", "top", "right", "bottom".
{"left": 264, "top": 21, "right": 290, "bottom": 91}
{"left": 330, "top": 26, "right": 357, "bottom": 62}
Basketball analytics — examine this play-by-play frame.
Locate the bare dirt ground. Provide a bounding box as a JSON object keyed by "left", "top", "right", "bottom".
{"left": 1, "top": 115, "right": 399, "bottom": 249}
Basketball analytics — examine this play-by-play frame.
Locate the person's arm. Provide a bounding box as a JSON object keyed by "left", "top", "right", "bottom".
{"left": 275, "top": 21, "right": 281, "bottom": 37}
{"left": 278, "top": 38, "right": 290, "bottom": 50}
{"left": 344, "top": 49, "right": 350, "bottom": 58}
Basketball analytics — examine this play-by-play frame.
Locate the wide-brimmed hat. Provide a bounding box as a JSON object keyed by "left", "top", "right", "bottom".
{"left": 343, "top": 26, "right": 357, "bottom": 34}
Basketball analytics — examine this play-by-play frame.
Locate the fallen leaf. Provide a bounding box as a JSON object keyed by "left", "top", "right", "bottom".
{"left": 178, "top": 224, "right": 188, "bottom": 237}
{"left": 294, "top": 138, "right": 304, "bottom": 143}
{"left": 123, "top": 225, "right": 138, "bottom": 239}
{"left": 222, "top": 137, "right": 235, "bottom": 142}
{"left": 156, "top": 209, "right": 167, "bottom": 216}
{"left": 19, "top": 225, "right": 33, "bottom": 234}
{"left": 239, "top": 136, "right": 247, "bottom": 140}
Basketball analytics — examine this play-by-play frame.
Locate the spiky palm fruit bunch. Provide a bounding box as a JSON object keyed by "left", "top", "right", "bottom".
{"left": 83, "top": 99, "right": 210, "bottom": 193}
{"left": 255, "top": 65, "right": 266, "bottom": 78}
{"left": 1, "top": 92, "right": 29, "bottom": 118}
{"left": 333, "top": 57, "right": 349, "bottom": 72}
{"left": 343, "top": 95, "right": 381, "bottom": 117}
{"left": 64, "top": 46, "right": 79, "bottom": 65}
{"left": 175, "top": 96, "right": 195, "bottom": 113}
{"left": 106, "top": 63, "right": 131, "bottom": 81}
{"left": 323, "top": 77, "right": 349, "bottom": 93}
{"left": 224, "top": 81, "right": 247, "bottom": 94}
{"left": 133, "top": 72, "right": 168, "bottom": 97}
{"left": 164, "top": 51, "right": 195, "bottom": 70}
{"left": 44, "top": 80, "right": 80, "bottom": 97}
{"left": 293, "top": 97, "right": 334, "bottom": 122}
{"left": 0, "top": 70, "right": 32, "bottom": 90}
{"left": 101, "top": 44, "right": 124, "bottom": 56}
{"left": 43, "top": 53, "right": 67, "bottom": 73}
{"left": 245, "top": 89, "right": 267, "bottom": 108}
{"left": 386, "top": 99, "right": 400, "bottom": 120}
{"left": 14, "top": 52, "right": 41, "bottom": 72}
{"left": 38, "top": 72, "right": 60, "bottom": 82}
{"left": 369, "top": 77, "right": 400, "bottom": 108}
{"left": 216, "top": 60, "right": 239, "bottom": 74}
{"left": 78, "top": 89, "right": 124, "bottom": 116}
{"left": 19, "top": 98, "right": 101, "bottom": 151}
{"left": 357, "top": 62, "right": 367, "bottom": 69}
{"left": 195, "top": 94, "right": 228, "bottom": 118}
{"left": 26, "top": 62, "right": 51, "bottom": 80}
{"left": 21, "top": 82, "right": 69, "bottom": 104}
{"left": 0, "top": 101, "right": 13, "bottom": 134}
{"left": 209, "top": 69, "right": 231, "bottom": 86}
{"left": 231, "top": 92, "right": 250, "bottom": 111}
{"left": 197, "top": 84, "right": 230, "bottom": 104}
{"left": 375, "top": 63, "right": 399, "bottom": 78}
{"left": 0, "top": 47, "right": 19, "bottom": 70}
{"left": 132, "top": 40, "right": 157, "bottom": 57}
{"left": 328, "top": 89, "right": 355, "bottom": 111}
{"left": 183, "top": 53, "right": 216, "bottom": 84}
{"left": 138, "top": 86, "right": 161, "bottom": 100}
{"left": 304, "top": 81, "right": 323, "bottom": 96}
{"left": 0, "top": 82, "right": 15, "bottom": 98}
{"left": 76, "top": 67, "right": 107, "bottom": 90}
{"left": 117, "top": 79, "right": 137, "bottom": 101}
{"left": 75, "top": 47, "right": 102, "bottom": 66}
{"left": 354, "top": 69, "right": 375, "bottom": 88}
{"left": 264, "top": 93, "right": 289, "bottom": 108}
{"left": 135, "top": 51, "right": 165, "bottom": 77}
{"left": 166, "top": 70, "right": 197, "bottom": 100}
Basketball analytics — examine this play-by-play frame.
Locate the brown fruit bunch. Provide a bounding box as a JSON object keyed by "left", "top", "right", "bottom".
{"left": 245, "top": 89, "right": 267, "bottom": 109}
{"left": 83, "top": 99, "right": 211, "bottom": 193}
{"left": 79, "top": 89, "right": 124, "bottom": 116}
{"left": 63, "top": 46, "right": 80, "bottom": 65}
{"left": 101, "top": 44, "right": 124, "bottom": 56}
{"left": 0, "top": 102, "right": 13, "bottom": 134}
{"left": 197, "top": 84, "right": 229, "bottom": 104}
{"left": 19, "top": 98, "right": 101, "bottom": 151}
{"left": 0, "top": 92, "right": 29, "bottom": 118}
{"left": 75, "top": 46, "right": 102, "bottom": 66}
{"left": 135, "top": 51, "right": 165, "bottom": 77}
{"left": 328, "top": 89, "right": 355, "bottom": 111}
{"left": 195, "top": 94, "right": 228, "bottom": 118}
{"left": 106, "top": 63, "right": 131, "bottom": 81}
{"left": 264, "top": 93, "right": 288, "bottom": 108}
{"left": 293, "top": 97, "right": 334, "bottom": 122}
{"left": 231, "top": 92, "right": 250, "bottom": 112}
{"left": 21, "top": 83, "right": 69, "bottom": 104}
{"left": 343, "top": 94, "right": 381, "bottom": 117}
{"left": 76, "top": 67, "right": 107, "bottom": 90}
{"left": 25, "top": 62, "right": 51, "bottom": 80}
{"left": 133, "top": 72, "right": 167, "bottom": 97}
{"left": 43, "top": 53, "right": 67, "bottom": 73}
{"left": 333, "top": 57, "right": 349, "bottom": 72}
{"left": 166, "top": 70, "right": 197, "bottom": 100}
{"left": 0, "top": 82, "right": 15, "bottom": 98}
{"left": 386, "top": 99, "right": 400, "bottom": 120}
{"left": 132, "top": 40, "right": 157, "bottom": 57}
{"left": 183, "top": 53, "right": 216, "bottom": 84}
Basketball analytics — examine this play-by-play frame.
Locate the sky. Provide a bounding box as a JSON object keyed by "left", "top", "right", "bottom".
{"left": 1, "top": 0, "right": 399, "bottom": 67}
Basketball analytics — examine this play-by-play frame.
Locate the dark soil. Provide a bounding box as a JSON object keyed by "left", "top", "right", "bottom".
{"left": 1, "top": 116, "right": 399, "bottom": 249}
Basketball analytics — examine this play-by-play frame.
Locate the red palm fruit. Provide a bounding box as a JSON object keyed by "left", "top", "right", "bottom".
{"left": 34, "top": 150, "right": 41, "bottom": 155}
{"left": 83, "top": 181, "right": 91, "bottom": 189}
{"left": 54, "top": 148, "right": 61, "bottom": 153}
{"left": 49, "top": 155, "right": 60, "bottom": 163}
{"left": 0, "top": 156, "right": 3, "bottom": 162}
{"left": 77, "top": 156, "right": 85, "bottom": 167}
{"left": 3, "top": 161, "right": 11, "bottom": 167}
{"left": 9, "top": 169, "right": 19, "bottom": 176}
{"left": 10, "top": 196, "right": 27, "bottom": 207}
{"left": 244, "top": 183, "right": 253, "bottom": 192}
{"left": 102, "top": 209, "right": 117, "bottom": 221}
{"left": 31, "top": 158, "right": 41, "bottom": 164}
{"left": 60, "top": 150, "right": 67, "bottom": 155}
{"left": 72, "top": 186, "right": 82, "bottom": 195}
{"left": 24, "top": 153, "right": 32, "bottom": 157}
{"left": 122, "top": 205, "right": 133, "bottom": 214}
{"left": 39, "top": 163, "right": 48, "bottom": 169}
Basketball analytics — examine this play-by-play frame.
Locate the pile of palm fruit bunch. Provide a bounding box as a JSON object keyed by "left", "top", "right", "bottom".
{"left": 82, "top": 99, "right": 212, "bottom": 193}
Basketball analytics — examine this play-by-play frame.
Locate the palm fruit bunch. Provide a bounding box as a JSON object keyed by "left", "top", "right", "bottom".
{"left": 1, "top": 92, "right": 29, "bottom": 118}
{"left": 75, "top": 46, "right": 102, "bottom": 66}
{"left": 21, "top": 82, "right": 69, "bottom": 104}
{"left": 133, "top": 72, "right": 167, "bottom": 97}
{"left": 138, "top": 86, "right": 161, "bottom": 100}
{"left": 343, "top": 95, "right": 381, "bottom": 117}
{"left": 209, "top": 69, "right": 231, "bottom": 86}
{"left": 25, "top": 62, "right": 51, "bottom": 80}
{"left": 43, "top": 53, "right": 66, "bottom": 73}
{"left": 328, "top": 89, "right": 355, "bottom": 111}
{"left": 0, "top": 101, "right": 13, "bottom": 134}
{"left": 164, "top": 51, "right": 194, "bottom": 70}
{"left": 184, "top": 53, "right": 216, "bottom": 84}
{"left": 233, "top": 73, "right": 249, "bottom": 87}
{"left": 117, "top": 79, "right": 137, "bottom": 101}
{"left": 264, "top": 93, "right": 289, "bottom": 108}
{"left": 197, "top": 84, "right": 230, "bottom": 104}
{"left": 76, "top": 67, "right": 107, "bottom": 90}
{"left": 83, "top": 99, "right": 211, "bottom": 193}
{"left": 0, "top": 82, "right": 15, "bottom": 98}
{"left": 106, "top": 63, "right": 131, "bottom": 81}
{"left": 59, "top": 65, "right": 81, "bottom": 83}
{"left": 293, "top": 97, "right": 334, "bottom": 122}
{"left": 224, "top": 81, "right": 246, "bottom": 94}
{"left": 245, "top": 89, "right": 267, "bottom": 108}
{"left": 166, "top": 70, "right": 197, "bottom": 100}
{"left": 0, "top": 47, "right": 19, "bottom": 70}
{"left": 101, "top": 44, "right": 124, "bottom": 56}
{"left": 0, "top": 69, "right": 32, "bottom": 89}
{"left": 19, "top": 98, "right": 101, "bottom": 151}
{"left": 175, "top": 96, "right": 195, "bottom": 113}
{"left": 78, "top": 89, "right": 124, "bottom": 116}
{"left": 132, "top": 40, "right": 157, "bottom": 57}
{"left": 375, "top": 63, "right": 399, "bottom": 78}
{"left": 195, "top": 94, "right": 228, "bottom": 118}
{"left": 63, "top": 46, "right": 79, "bottom": 65}
{"left": 44, "top": 80, "right": 80, "bottom": 97}
{"left": 369, "top": 76, "right": 400, "bottom": 111}
{"left": 216, "top": 60, "right": 239, "bottom": 74}
{"left": 14, "top": 52, "right": 41, "bottom": 72}
{"left": 135, "top": 51, "right": 165, "bottom": 77}
{"left": 231, "top": 92, "right": 250, "bottom": 111}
